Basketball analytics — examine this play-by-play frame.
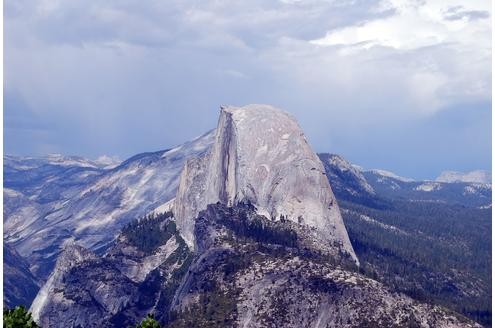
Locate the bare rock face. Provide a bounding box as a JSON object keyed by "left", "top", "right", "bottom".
{"left": 174, "top": 104, "right": 358, "bottom": 264}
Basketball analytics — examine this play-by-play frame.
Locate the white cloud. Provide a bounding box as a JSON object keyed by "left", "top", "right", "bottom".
{"left": 312, "top": 0, "right": 490, "bottom": 50}
{"left": 308, "top": 0, "right": 490, "bottom": 114}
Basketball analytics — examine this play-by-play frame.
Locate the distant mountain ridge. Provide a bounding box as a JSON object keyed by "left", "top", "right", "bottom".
{"left": 4, "top": 130, "right": 215, "bottom": 281}
{"left": 318, "top": 153, "right": 491, "bottom": 209}
{"left": 5, "top": 153, "right": 120, "bottom": 170}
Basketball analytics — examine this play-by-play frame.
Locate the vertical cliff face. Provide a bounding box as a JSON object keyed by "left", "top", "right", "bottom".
{"left": 174, "top": 104, "right": 358, "bottom": 264}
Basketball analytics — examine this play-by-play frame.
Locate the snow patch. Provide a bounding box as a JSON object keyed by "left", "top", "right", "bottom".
{"left": 436, "top": 170, "right": 491, "bottom": 184}
{"left": 344, "top": 209, "right": 408, "bottom": 235}
{"left": 415, "top": 182, "right": 442, "bottom": 192}
{"left": 368, "top": 169, "right": 414, "bottom": 182}
{"left": 94, "top": 155, "right": 121, "bottom": 169}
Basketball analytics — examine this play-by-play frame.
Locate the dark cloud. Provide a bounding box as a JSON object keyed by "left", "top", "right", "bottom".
{"left": 6, "top": 0, "right": 393, "bottom": 48}
{"left": 4, "top": 0, "right": 491, "bottom": 178}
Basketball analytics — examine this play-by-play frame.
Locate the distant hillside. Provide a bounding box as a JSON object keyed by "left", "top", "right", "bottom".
{"left": 320, "top": 153, "right": 491, "bottom": 327}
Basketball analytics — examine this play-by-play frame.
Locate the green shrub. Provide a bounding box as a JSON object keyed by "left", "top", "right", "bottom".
{"left": 3, "top": 306, "right": 39, "bottom": 328}
{"left": 135, "top": 314, "right": 161, "bottom": 328}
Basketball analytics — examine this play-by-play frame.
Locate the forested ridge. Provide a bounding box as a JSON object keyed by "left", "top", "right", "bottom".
{"left": 340, "top": 200, "right": 491, "bottom": 326}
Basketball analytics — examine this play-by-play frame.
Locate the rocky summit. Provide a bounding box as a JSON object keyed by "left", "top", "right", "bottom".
{"left": 173, "top": 105, "right": 358, "bottom": 265}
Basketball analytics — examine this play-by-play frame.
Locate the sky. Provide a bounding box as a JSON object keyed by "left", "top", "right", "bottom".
{"left": 4, "top": 0, "right": 492, "bottom": 180}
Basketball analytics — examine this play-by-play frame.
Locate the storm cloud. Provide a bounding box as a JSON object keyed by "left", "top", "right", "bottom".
{"left": 4, "top": 0, "right": 491, "bottom": 179}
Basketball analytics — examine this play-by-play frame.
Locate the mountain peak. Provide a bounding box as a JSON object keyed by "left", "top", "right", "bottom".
{"left": 320, "top": 153, "right": 375, "bottom": 195}
{"left": 174, "top": 104, "right": 358, "bottom": 264}
{"left": 436, "top": 170, "right": 491, "bottom": 184}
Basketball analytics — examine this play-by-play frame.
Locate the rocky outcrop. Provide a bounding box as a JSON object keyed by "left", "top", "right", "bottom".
{"left": 174, "top": 105, "right": 358, "bottom": 264}
{"left": 30, "top": 214, "right": 192, "bottom": 328}
{"left": 30, "top": 243, "right": 99, "bottom": 326}
{"left": 167, "top": 203, "right": 482, "bottom": 328}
